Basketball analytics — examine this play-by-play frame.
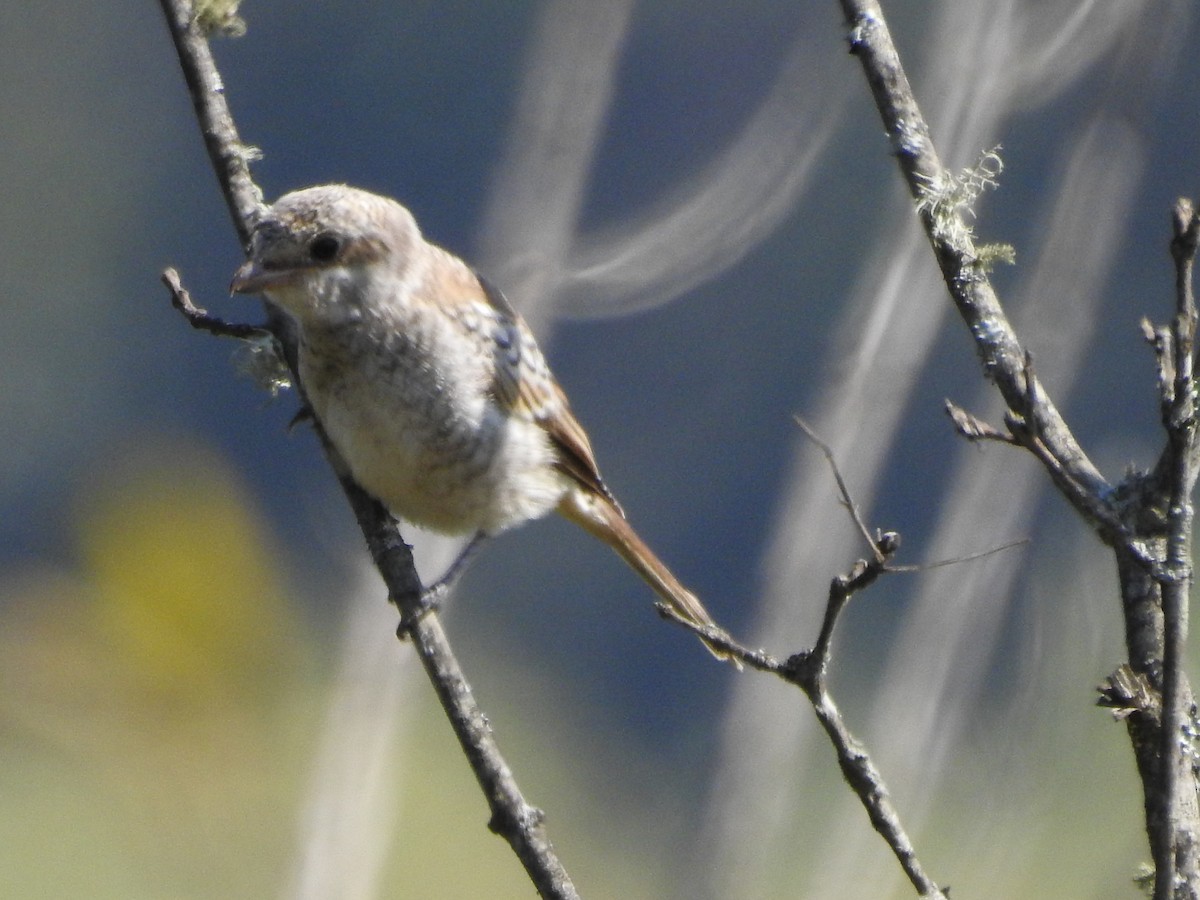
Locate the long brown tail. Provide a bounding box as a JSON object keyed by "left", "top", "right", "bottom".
{"left": 558, "top": 488, "right": 736, "bottom": 664}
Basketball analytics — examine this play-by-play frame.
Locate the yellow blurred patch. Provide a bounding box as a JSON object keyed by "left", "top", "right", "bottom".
{"left": 76, "top": 436, "right": 304, "bottom": 710}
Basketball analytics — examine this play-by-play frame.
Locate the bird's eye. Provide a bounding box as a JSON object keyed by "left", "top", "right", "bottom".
{"left": 308, "top": 233, "right": 342, "bottom": 263}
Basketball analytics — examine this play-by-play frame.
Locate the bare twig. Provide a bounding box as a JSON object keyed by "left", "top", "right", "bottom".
{"left": 902, "top": 537, "right": 1028, "bottom": 572}
{"left": 161, "top": 267, "right": 272, "bottom": 341}
{"left": 659, "top": 432, "right": 948, "bottom": 898}
{"left": 944, "top": 400, "right": 1016, "bottom": 445}
{"left": 660, "top": 537, "right": 948, "bottom": 898}
{"left": 796, "top": 665, "right": 945, "bottom": 900}
{"left": 796, "top": 411, "right": 1026, "bottom": 576}
{"left": 157, "top": 2, "right": 578, "bottom": 896}
{"left": 157, "top": 0, "right": 263, "bottom": 244}
{"left": 794, "top": 415, "right": 879, "bottom": 555}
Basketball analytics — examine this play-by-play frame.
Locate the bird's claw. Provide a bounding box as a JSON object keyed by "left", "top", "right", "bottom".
{"left": 393, "top": 582, "right": 448, "bottom": 637}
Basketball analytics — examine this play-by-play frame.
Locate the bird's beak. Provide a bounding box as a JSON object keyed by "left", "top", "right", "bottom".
{"left": 230, "top": 259, "right": 293, "bottom": 295}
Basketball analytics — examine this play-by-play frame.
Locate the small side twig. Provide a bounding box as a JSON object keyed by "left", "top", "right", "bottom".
{"left": 944, "top": 400, "right": 1016, "bottom": 445}
{"left": 161, "top": 267, "right": 272, "bottom": 341}
{"left": 794, "top": 415, "right": 879, "bottom": 555}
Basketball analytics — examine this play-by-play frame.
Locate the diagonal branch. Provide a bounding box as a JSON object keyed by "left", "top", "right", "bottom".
{"left": 660, "top": 432, "right": 948, "bottom": 899}
{"left": 836, "top": 0, "right": 1118, "bottom": 541}
{"left": 158, "top": 0, "right": 263, "bottom": 245}
{"left": 156, "top": 2, "right": 578, "bottom": 896}
{"left": 659, "top": 540, "right": 945, "bottom": 899}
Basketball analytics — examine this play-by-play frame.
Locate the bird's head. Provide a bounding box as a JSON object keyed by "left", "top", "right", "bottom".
{"left": 231, "top": 184, "right": 421, "bottom": 323}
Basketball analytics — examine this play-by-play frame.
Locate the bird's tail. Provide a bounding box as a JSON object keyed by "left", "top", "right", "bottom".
{"left": 559, "top": 489, "right": 737, "bottom": 666}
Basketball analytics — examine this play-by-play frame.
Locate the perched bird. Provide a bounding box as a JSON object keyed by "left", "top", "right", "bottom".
{"left": 231, "top": 184, "right": 729, "bottom": 661}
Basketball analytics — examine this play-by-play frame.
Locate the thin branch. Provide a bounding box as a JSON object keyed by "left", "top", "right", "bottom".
{"left": 800, "top": 674, "right": 946, "bottom": 900}
{"left": 803, "top": 537, "right": 896, "bottom": 674}
{"left": 796, "top": 411, "right": 1026, "bottom": 574}
{"left": 339, "top": 482, "right": 578, "bottom": 898}
{"left": 659, "top": 444, "right": 948, "bottom": 899}
{"left": 157, "top": 2, "right": 578, "bottom": 896}
{"left": 661, "top": 541, "right": 947, "bottom": 898}
{"left": 162, "top": 267, "right": 273, "bottom": 341}
{"left": 794, "top": 415, "right": 880, "bottom": 556}
{"left": 659, "top": 528, "right": 893, "bottom": 679}
{"left": 903, "top": 537, "right": 1028, "bottom": 572}
{"left": 158, "top": 0, "right": 263, "bottom": 245}
{"left": 944, "top": 400, "right": 1016, "bottom": 445}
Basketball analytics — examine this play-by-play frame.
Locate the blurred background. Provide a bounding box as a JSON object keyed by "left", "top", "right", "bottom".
{"left": 2, "top": 0, "right": 1198, "bottom": 897}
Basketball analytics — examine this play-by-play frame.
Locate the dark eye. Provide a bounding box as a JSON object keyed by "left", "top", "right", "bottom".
{"left": 308, "top": 233, "right": 342, "bottom": 262}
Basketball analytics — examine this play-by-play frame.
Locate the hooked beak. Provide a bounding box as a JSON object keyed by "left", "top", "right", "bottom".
{"left": 230, "top": 259, "right": 297, "bottom": 295}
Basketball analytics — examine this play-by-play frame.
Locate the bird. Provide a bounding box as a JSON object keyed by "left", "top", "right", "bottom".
{"left": 230, "top": 184, "right": 730, "bottom": 661}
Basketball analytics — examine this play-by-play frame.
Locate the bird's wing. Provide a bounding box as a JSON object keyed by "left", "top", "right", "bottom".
{"left": 475, "top": 274, "right": 620, "bottom": 508}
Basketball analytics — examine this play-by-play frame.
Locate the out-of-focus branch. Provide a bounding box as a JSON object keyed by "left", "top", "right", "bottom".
{"left": 835, "top": 1, "right": 1200, "bottom": 895}
{"left": 156, "top": 2, "right": 578, "bottom": 897}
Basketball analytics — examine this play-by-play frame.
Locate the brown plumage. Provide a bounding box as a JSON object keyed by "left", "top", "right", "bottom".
{"left": 231, "top": 184, "right": 731, "bottom": 662}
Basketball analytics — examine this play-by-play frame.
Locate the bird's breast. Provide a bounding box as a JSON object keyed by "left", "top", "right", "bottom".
{"left": 298, "top": 320, "right": 564, "bottom": 535}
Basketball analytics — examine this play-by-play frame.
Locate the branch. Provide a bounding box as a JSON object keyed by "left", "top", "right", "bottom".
{"left": 837, "top": 0, "right": 1120, "bottom": 541}
{"left": 1152, "top": 199, "right": 1200, "bottom": 899}
{"left": 158, "top": 0, "right": 263, "bottom": 245}
{"left": 659, "top": 546, "right": 945, "bottom": 898}
{"left": 157, "top": 2, "right": 578, "bottom": 896}
{"left": 660, "top": 430, "right": 948, "bottom": 899}
{"left": 338, "top": 481, "right": 577, "bottom": 898}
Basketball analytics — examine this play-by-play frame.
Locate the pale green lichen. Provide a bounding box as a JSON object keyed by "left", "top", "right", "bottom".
{"left": 193, "top": 0, "right": 247, "bottom": 37}
{"left": 915, "top": 147, "right": 1013, "bottom": 269}
{"left": 1132, "top": 862, "right": 1154, "bottom": 896}
{"left": 974, "top": 241, "right": 1017, "bottom": 272}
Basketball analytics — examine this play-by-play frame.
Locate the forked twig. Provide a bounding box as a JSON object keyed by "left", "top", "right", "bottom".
{"left": 661, "top": 417, "right": 958, "bottom": 900}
